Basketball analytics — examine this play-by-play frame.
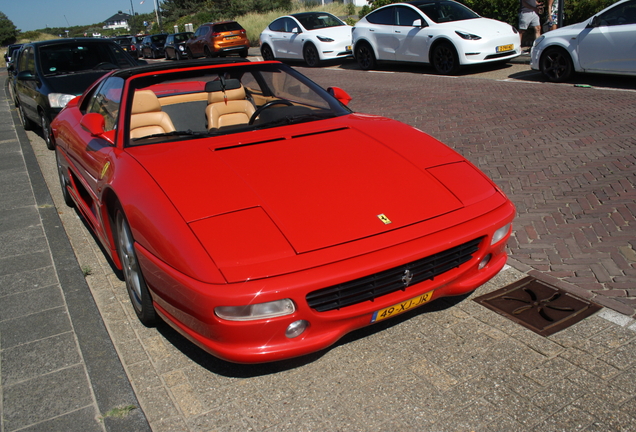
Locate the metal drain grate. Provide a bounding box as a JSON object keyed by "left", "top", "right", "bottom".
{"left": 473, "top": 276, "right": 602, "bottom": 336}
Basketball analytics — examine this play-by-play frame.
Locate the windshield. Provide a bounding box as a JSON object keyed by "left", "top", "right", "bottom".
{"left": 416, "top": 1, "right": 480, "bottom": 23}
{"left": 173, "top": 33, "right": 193, "bottom": 42}
{"left": 125, "top": 62, "right": 352, "bottom": 146}
{"left": 295, "top": 13, "right": 346, "bottom": 30}
{"left": 38, "top": 42, "right": 134, "bottom": 76}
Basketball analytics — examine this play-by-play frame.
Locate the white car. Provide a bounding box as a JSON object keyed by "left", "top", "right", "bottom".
{"left": 531, "top": 0, "right": 636, "bottom": 82}
{"left": 352, "top": 0, "right": 521, "bottom": 74}
{"left": 260, "top": 12, "right": 353, "bottom": 67}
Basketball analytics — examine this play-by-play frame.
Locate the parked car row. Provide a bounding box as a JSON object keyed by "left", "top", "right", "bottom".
{"left": 260, "top": 1, "right": 521, "bottom": 73}
{"left": 10, "top": 0, "right": 632, "bottom": 365}
{"left": 8, "top": 38, "right": 144, "bottom": 149}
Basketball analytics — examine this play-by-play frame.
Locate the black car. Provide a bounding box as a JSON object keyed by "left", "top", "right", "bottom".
{"left": 13, "top": 38, "right": 141, "bottom": 149}
{"left": 111, "top": 36, "right": 135, "bottom": 56}
{"left": 140, "top": 34, "right": 168, "bottom": 59}
{"left": 164, "top": 32, "right": 194, "bottom": 60}
{"left": 4, "top": 43, "right": 23, "bottom": 69}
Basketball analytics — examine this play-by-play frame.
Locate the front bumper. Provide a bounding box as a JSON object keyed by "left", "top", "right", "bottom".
{"left": 137, "top": 199, "right": 515, "bottom": 363}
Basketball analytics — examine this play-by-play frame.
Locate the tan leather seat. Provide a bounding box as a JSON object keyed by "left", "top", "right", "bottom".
{"left": 130, "top": 90, "right": 176, "bottom": 139}
{"left": 206, "top": 85, "right": 255, "bottom": 130}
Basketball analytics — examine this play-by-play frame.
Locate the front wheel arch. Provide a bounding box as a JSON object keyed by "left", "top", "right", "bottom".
{"left": 354, "top": 40, "right": 377, "bottom": 70}
{"left": 539, "top": 46, "right": 574, "bottom": 83}
{"left": 303, "top": 43, "right": 320, "bottom": 67}
{"left": 430, "top": 40, "right": 460, "bottom": 75}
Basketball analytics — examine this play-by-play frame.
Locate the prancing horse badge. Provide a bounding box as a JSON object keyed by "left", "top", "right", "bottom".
{"left": 377, "top": 214, "right": 392, "bottom": 225}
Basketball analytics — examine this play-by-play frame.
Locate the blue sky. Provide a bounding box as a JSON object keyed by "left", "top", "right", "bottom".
{"left": 2, "top": 0, "right": 159, "bottom": 32}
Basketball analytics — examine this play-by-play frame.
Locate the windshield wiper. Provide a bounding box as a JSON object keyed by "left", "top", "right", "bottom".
{"left": 131, "top": 130, "right": 204, "bottom": 141}
{"left": 257, "top": 112, "right": 336, "bottom": 129}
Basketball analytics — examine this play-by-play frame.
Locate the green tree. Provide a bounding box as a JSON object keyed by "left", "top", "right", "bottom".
{"left": 0, "top": 11, "right": 18, "bottom": 45}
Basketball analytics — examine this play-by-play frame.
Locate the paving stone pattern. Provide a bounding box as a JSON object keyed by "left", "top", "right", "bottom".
{"left": 0, "top": 77, "right": 149, "bottom": 432}
{"left": 20, "top": 66, "right": 636, "bottom": 431}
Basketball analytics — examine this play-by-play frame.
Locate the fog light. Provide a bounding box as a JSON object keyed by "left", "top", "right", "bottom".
{"left": 286, "top": 320, "right": 309, "bottom": 338}
{"left": 479, "top": 254, "right": 492, "bottom": 270}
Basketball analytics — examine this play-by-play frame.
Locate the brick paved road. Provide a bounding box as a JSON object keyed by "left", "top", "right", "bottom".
{"left": 300, "top": 66, "right": 636, "bottom": 317}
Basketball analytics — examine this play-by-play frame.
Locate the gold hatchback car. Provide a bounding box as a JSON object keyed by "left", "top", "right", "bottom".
{"left": 185, "top": 21, "right": 250, "bottom": 58}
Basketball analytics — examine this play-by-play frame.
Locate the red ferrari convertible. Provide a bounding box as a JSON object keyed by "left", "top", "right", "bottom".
{"left": 51, "top": 59, "right": 515, "bottom": 363}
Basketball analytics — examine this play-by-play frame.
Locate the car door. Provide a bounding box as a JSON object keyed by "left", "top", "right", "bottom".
{"left": 14, "top": 46, "right": 39, "bottom": 121}
{"left": 65, "top": 77, "right": 123, "bottom": 232}
{"left": 268, "top": 18, "right": 301, "bottom": 59}
{"left": 165, "top": 35, "right": 174, "bottom": 58}
{"left": 394, "top": 6, "right": 433, "bottom": 63}
{"left": 578, "top": 0, "right": 636, "bottom": 73}
{"left": 365, "top": 6, "right": 399, "bottom": 61}
{"left": 189, "top": 26, "right": 209, "bottom": 57}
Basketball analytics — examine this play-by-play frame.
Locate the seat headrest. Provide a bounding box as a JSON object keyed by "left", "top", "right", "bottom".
{"left": 208, "top": 86, "right": 247, "bottom": 104}
{"left": 205, "top": 78, "right": 242, "bottom": 93}
{"left": 132, "top": 90, "right": 162, "bottom": 115}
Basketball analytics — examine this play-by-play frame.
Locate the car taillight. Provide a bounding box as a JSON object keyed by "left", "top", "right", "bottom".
{"left": 131, "top": 45, "right": 137, "bottom": 51}
{"left": 212, "top": 32, "right": 221, "bottom": 37}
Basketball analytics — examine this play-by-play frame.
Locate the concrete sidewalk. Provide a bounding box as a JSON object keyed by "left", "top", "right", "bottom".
{"left": 0, "top": 73, "right": 150, "bottom": 431}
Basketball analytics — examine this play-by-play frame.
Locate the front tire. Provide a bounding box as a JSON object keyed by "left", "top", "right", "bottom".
{"left": 432, "top": 42, "right": 460, "bottom": 75}
{"left": 303, "top": 43, "right": 320, "bottom": 67}
{"left": 40, "top": 113, "right": 55, "bottom": 150}
{"left": 540, "top": 47, "right": 574, "bottom": 83}
{"left": 56, "top": 150, "right": 74, "bottom": 207}
{"left": 116, "top": 209, "right": 157, "bottom": 326}
{"left": 355, "top": 42, "right": 376, "bottom": 71}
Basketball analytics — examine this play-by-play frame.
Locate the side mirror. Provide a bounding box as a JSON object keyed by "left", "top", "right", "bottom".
{"left": 328, "top": 86, "right": 352, "bottom": 106}
{"left": 80, "top": 113, "right": 115, "bottom": 144}
{"left": 17, "top": 70, "right": 35, "bottom": 81}
{"left": 80, "top": 113, "right": 106, "bottom": 135}
{"left": 587, "top": 16, "right": 600, "bottom": 28}
{"left": 412, "top": 19, "right": 423, "bottom": 27}
{"left": 292, "top": 27, "right": 302, "bottom": 34}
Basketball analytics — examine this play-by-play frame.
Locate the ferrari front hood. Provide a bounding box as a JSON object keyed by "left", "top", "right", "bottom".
{"left": 134, "top": 119, "right": 465, "bottom": 254}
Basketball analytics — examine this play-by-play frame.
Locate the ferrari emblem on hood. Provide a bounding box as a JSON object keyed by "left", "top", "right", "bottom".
{"left": 377, "top": 214, "right": 392, "bottom": 225}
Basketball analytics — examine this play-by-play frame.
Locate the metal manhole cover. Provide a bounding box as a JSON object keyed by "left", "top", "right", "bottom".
{"left": 473, "top": 276, "right": 602, "bottom": 336}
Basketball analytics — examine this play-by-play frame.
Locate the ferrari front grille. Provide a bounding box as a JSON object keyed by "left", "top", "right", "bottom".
{"left": 306, "top": 237, "right": 485, "bottom": 312}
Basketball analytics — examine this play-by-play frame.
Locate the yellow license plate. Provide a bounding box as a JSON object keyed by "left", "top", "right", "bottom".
{"left": 225, "top": 36, "right": 239, "bottom": 40}
{"left": 496, "top": 44, "right": 514, "bottom": 53}
{"left": 371, "top": 291, "right": 434, "bottom": 323}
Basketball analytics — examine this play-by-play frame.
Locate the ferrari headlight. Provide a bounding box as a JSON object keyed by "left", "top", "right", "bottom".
{"left": 533, "top": 35, "right": 545, "bottom": 47}
{"left": 48, "top": 93, "right": 77, "bottom": 109}
{"left": 455, "top": 31, "right": 481, "bottom": 40}
{"left": 491, "top": 223, "right": 511, "bottom": 245}
{"left": 316, "top": 36, "right": 334, "bottom": 42}
{"left": 215, "top": 299, "right": 295, "bottom": 321}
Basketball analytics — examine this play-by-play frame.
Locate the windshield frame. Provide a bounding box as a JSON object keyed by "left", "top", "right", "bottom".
{"left": 122, "top": 62, "right": 352, "bottom": 148}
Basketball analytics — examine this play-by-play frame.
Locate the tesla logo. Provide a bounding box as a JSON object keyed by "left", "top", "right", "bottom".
{"left": 377, "top": 214, "right": 392, "bottom": 224}
{"left": 402, "top": 269, "right": 414, "bottom": 287}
